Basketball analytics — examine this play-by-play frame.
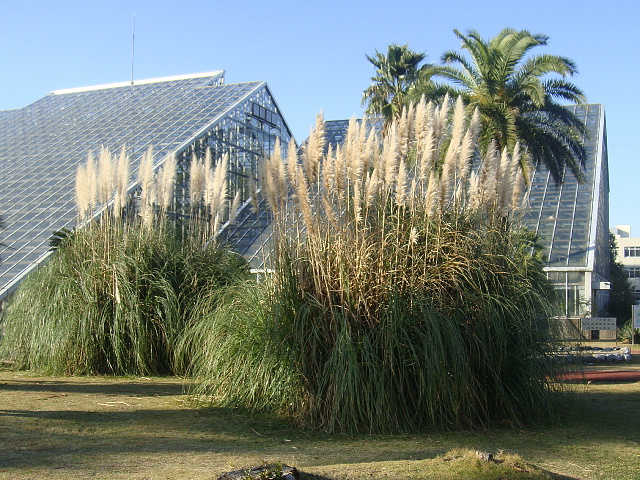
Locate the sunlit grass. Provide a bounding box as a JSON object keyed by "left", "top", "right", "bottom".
{"left": 2, "top": 371, "right": 638, "bottom": 479}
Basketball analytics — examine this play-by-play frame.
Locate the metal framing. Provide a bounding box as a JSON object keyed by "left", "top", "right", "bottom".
{"left": 0, "top": 72, "right": 292, "bottom": 299}
{"left": 523, "top": 104, "right": 610, "bottom": 315}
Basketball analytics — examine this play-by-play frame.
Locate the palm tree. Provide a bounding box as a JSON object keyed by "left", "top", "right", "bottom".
{"left": 437, "top": 28, "right": 587, "bottom": 183}
{"left": 362, "top": 44, "right": 441, "bottom": 127}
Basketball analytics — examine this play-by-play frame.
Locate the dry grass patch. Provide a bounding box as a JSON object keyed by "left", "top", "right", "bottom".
{"left": 2, "top": 370, "right": 639, "bottom": 479}
{"left": 306, "top": 449, "right": 556, "bottom": 479}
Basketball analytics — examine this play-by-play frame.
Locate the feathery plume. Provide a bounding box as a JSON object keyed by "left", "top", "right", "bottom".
{"left": 209, "top": 153, "right": 229, "bottom": 218}
{"left": 467, "top": 170, "right": 481, "bottom": 211}
{"left": 264, "top": 140, "right": 287, "bottom": 215}
{"left": 75, "top": 163, "right": 90, "bottom": 221}
{"left": 434, "top": 93, "right": 451, "bottom": 143}
{"left": 295, "top": 162, "right": 314, "bottom": 233}
{"left": 322, "top": 144, "right": 336, "bottom": 196}
{"left": 353, "top": 180, "right": 362, "bottom": 223}
{"left": 204, "top": 149, "right": 214, "bottom": 211}
{"left": 440, "top": 130, "right": 460, "bottom": 207}
{"left": 362, "top": 127, "right": 376, "bottom": 176}
{"left": 346, "top": 117, "right": 363, "bottom": 184}
{"left": 483, "top": 143, "right": 501, "bottom": 209}
{"left": 414, "top": 95, "right": 427, "bottom": 135}
{"left": 497, "top": 147, "right": 512, "bottom": 214}
{"left": 425, "top": 170, "right": 439, "bottom": 217}
{"left": 286, "top": 138, "right": 298, "bottom": 174}
{"left": 409, "top": 177, "right": 418, "bottom": 211}
{"left": 114, "top": 146, "right": 130, "bottom": 217}
{"left": 333, "top": 144, "right": 347, "bottom": 199}
{"left": 510, "top": 142, "right": 525, "bottom": 212}
{"left": 458, "top": 130, "right": 474, "bottom": 179}
{"left": 409, "top": 226, "right": 418, "bottom": 245}
{"left": 382, "top": 124, "right": 399, "bottom": 187}
{"left": 449, "top": 96, "right": 466, "bottom": 151}
{"left": 365, "top": 167, "right": 380, "bottom": 205}
{"left": 398, "top": 106, "right": 410, "bottom": 160}
{"left": 157, "top": 154, "right": 176, "bottom": 210}
{"left": 138, "top": 147, "right": 155, "bottom": 222}
{"left": 285, "top": 139, "right": 298, "bottom": 191}
{"left": 418, "top": 127, "right": 436, "bottom": 181}
{"left": 189, "top": 154, "right": 205, "bottom": 206}
{"left": 98, "top": 146, "right": 115, "bottom": 204}
{"left": 477, "top": 140, "right": 497, "bottom": 202}
{"left": 322, "top": 192, "right": 339, "bottom": 231}
{"left": 303, "top": 112, "right": 324, "bottom": 186}
{"left": 86, "top": 151, "right": 97, "bottom": 213}
{"left": 396, "top": 158, "right": 407, "bottom": 207}
{"left": 415, "top": 97, "right": 433, "bottom": 152}
{"left": 229, "top": 190, "right": 242, "bottom": 224}
{"left": 468, "top": 107, "right": 481, "bottom": 142}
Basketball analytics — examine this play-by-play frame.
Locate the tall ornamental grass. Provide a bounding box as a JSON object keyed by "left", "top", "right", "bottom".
{"left": 185, "top": 96, "right": 562, "bottom": 432}
{"left": 0, "top": 147, "right": 249, "bottom": 375}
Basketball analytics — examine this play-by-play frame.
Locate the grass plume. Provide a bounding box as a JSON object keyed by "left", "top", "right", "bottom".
{"left": 1, "top": 146, "right": 250, "bottom": 375}
{"left": 186, "top": 96, "right": 562, "bottom": 433}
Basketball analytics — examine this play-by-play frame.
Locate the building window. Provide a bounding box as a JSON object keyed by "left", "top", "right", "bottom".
{"left": 624, "top": 246, "right": 640, "bottom": 257}
{"left": 627, "top": 267, "right": 640, "bottom": 278}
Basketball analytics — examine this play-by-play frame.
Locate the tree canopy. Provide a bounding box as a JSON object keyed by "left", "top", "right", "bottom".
{"left": 362, "top": 44, "right": 442, "bottom": 128}
{"left": 362, "top": 29, "right": 588, "bottom": 184}
{"left": 438, "top": 28, "right": 587, "bottom": 183}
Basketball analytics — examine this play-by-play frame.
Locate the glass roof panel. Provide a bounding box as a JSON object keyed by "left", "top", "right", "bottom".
{"left": 523, "top": 104, "right": 605, "bottom": 269}
{"left": 0, "top": 73, "right": 264, "bottom": 297}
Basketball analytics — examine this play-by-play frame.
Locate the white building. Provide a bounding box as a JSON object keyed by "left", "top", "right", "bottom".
{"left": 612, "top": 225, "right": 640, "bottom": 304}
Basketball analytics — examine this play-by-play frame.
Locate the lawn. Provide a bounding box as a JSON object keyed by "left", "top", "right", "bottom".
{"left": 1, "top": 353, "right": 639, "bottom": 480}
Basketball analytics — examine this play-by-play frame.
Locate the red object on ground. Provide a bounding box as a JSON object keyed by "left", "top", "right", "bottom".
{"left": 560, "top": 370, "right": 640, "bottom": 382}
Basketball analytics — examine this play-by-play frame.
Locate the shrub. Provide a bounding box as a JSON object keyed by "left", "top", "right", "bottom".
{"left": 185, "top": 97, "right": 562, "bottom": 432}
{"left": 0, "top": 146, "right": 249, "bottom": 375}
{"left": 0, "top": 221, "right": 248, "bottom": 375}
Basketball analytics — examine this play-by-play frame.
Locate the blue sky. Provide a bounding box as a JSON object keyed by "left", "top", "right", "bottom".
{"left": 1, "top": 0, "right": 638, "bottom": 231}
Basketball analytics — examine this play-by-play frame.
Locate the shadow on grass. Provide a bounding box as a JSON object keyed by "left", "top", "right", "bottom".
{"left": 0, "top": 377, "right": 186, "bottom": 396}
{"left": 0, "top": 401, "right": 586, "bottom": 480}
{"left": 0, "top": 405, "right": 449, "bottom": 475}
{"left": 562, "top": 385, "right": 640, "bottom": 428}
{"left": 0, "top": 373, "right": 635, "bottom": 479}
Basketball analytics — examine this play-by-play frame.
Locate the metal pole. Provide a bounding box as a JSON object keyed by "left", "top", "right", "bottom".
{"left": 131, "top": 15, "right": 136, "bottom": 85}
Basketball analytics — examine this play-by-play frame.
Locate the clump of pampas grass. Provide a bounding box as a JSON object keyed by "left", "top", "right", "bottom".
{"left": 185, "top": 96, "right": 560, "bottom": 433}
{"left": 1, "top": 146, "right": 249, "bottom": 375}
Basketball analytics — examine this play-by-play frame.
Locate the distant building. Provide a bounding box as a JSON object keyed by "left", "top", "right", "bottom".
{"left": 0, "top": 71, "right": 293, "bottom": 300}
{"left": 612, "top": 225, "right": 640, "bottom": 304}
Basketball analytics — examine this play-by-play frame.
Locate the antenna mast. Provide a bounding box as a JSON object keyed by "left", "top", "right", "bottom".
{"left": 130, "top": 15, "right": 136, "bottom": 85}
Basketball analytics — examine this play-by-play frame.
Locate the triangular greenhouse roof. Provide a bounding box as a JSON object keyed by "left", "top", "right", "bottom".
{"left": 0, "top": 71, "right": 285, "bottom": 299}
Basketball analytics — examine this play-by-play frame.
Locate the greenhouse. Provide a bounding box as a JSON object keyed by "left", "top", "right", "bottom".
{"left": 523, "top": 104, "right": 610, "bottom": 318}
{"left": 0, "top": 71, "right": 609, "bottom": 319}
{"left": 0, "top": 71, "right": 292, "bottom": 300}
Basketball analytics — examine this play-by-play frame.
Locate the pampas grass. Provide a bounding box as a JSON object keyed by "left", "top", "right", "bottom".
{"left": 0, "top": 223, "right": 249, "bottom": 375}
{"left": 185, "top": 96, "right": 562, "bottom": 433}
{"left": 0, "top": 146, "right": 250, "bottom": 375}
